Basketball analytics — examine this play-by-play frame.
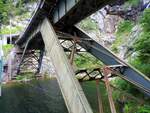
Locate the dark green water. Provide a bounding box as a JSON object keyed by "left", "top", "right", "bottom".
{"left": 0, "top": 79, "right": 68, "bottom": 113}
{"left": 0, "top": 79, "right": 113, "bottom": 113}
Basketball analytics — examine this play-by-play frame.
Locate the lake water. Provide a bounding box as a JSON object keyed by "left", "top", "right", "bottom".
{"left": 0, "top": 79, "right": 68, "bottom": 113}
{"left": 0, "top": 79, "right": 113, "bottom": 113}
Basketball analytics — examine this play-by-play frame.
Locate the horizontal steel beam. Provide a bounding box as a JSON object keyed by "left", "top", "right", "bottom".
{"left": 53, "top": 0, "right": 115, "bottom": 28}
{"left": 16, "top": 0, "right": 115, "bottom": 47}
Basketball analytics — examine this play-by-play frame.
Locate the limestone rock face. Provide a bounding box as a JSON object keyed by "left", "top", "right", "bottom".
{"left": 122, "top": 25, "right": 142, "bottom": 59}
{"left": 104, "top": 15, "right": 121, "bottom": 34}
{"left": 91, "top": 9, "right": 122, "bottom": 47}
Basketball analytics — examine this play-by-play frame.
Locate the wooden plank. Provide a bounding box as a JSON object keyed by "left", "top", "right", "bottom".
{"left": 40, "top": 18, "right": 93, "bottom": 113}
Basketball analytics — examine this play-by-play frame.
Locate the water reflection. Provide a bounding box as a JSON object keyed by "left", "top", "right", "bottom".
{"left": 0, "top": 79, "right": 68, "bottom": 113}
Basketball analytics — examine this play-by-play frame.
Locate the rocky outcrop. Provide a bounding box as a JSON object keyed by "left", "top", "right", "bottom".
{"left": 91, "top": 8, "right": 122, "bottom": 47}
{"left": 121, "top": 25, "right": 142, "bottom": 59}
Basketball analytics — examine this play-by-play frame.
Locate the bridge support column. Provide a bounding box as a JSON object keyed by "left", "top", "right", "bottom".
{"left": 17, "top": 39, "right": 30, "bottom": 74}
{"left": 40, "top": 18, "right": 93, "bottom": 113}
{"left": 103, "top": 67, "right": 117, "bottom": 113}
{"left": 96, "top": 80, "right": 104, "bottom": 113}
{"left": 36, "top": 49, "right": 44, "bottom": 74}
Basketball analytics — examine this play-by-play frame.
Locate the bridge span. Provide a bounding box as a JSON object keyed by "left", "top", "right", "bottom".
{"left": 5, "top": 0, "right": 150, "bottom": 113}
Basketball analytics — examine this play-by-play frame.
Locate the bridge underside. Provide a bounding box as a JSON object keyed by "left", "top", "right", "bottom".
{"left": 13, "top": 0, "right": 150, "bottom": 113}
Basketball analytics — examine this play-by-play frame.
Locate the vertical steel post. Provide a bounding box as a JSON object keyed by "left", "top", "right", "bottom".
{"left": 0, "top": 60, "right": 2, "bottom": 96}
{"left": 96, "top": 79, "right": 104, "bottom": 113}
{"left": 36, "top": 49, "right": 44, "bottom": 74}
{"left": 9, "top": 18, "right": 12, "bottom": 80}
{"left": 17, "top": 38, "right": 31, "bottom": 74}
{"left": 69, "top": 41, "right": 76, "bottom": 65}
{"left": 9, "top": 18, "right": 12, "bottom": 44}
{"left": 103, "top": 67, "right": 117, "bottom": 113}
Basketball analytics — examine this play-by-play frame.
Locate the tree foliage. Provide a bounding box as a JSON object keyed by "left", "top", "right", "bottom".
{"left": 74, "top": 53, "right": 103, "bottom": 69}
{"left": 131, "top": 9, "right": 150, "bottom": 77}
{"left": 111, "top": 20, "right": 134, "bottom": 53}
{"left": 0, "top": 0, "right": 9, "bottom": 24}
{"left": 125, "top": 0, "right": 140, "bottom": 7}
{"left": 112, "top": 8, "right": 150, "bottom": 113}
{"left": 0, "top": 0, "right": 37, "bottom": 24}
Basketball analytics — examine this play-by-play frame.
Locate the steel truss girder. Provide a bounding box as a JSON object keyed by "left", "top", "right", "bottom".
{"left": 65, "top": 27, "right": 150, "bottom": 96}
{"left": 59, "top": 39, "right": 86, "bottom": 53}
{"left": 17, "top": 49, "right": 43, "bottom": 74}
{"left": 56, "top": 30, "right": 150, "bottom": 95}
{"left": 75, "top": 68, "right": 104, "bottom": 82}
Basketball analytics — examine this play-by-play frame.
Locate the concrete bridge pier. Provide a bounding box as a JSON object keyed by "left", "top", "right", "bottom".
{"left": 40, "top": 18, "right": 93, "bottom": 113}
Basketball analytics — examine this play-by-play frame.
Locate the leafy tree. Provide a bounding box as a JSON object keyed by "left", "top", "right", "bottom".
{"left": 0, "top": 0, "right": 37, "bottom": 25}
{"left": 131, "top": 9, "right": 150, "bottom": 77}
{"left": 0, "top": 0, "right": 9, "bottom": 24}
{"left": 111, "top": 20, "right": 134, "bottom": 53}
{"left": 140, "top": 9, "right": 150, "bottom": 32}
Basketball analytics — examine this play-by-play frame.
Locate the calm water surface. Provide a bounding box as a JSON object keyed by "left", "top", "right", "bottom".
{"left": 0, "top": 79, "right": 68, "bottom": 113}
{"left": 0, "top": 79, "right": 112, "bottom": 113}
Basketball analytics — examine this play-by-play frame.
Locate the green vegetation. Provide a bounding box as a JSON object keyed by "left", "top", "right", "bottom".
{"left": 140, "top": 9, "right": 150, "bottom": 32}
{"left": 130, "top": 57, "right": 150, "bottom": 77}
{"left": 112, "top": 78, "right": 143, "bottom": 97}
{"left": 79, "top": 17, "right": 98, "bottom": 32}
{"left": 2, "top": 44, "right": 14, "bottom": 58}
{"left": 112, "top": 9, "right": 150, "bottom": 113}
{"left": 112, "top": 78, "right": 150, "bottom": 113}
{"left": 124, "top": 0, "right": 140, "bottom": 8}
{"left": 15, "top": 72, "right": 35, "bottom": 81}
{"left": 112, "top": 20, "right": 134, "bottom": 53}
{"left": 74, "top": 53, "right": 103, "bottom": 69}
{"left": 116, "top": 20, "right": 134, "bottom": 35}
{"left": 0, "top": 26, "right": 23, "bottom": 34}
{"left": 0, "top": 0, "right": 36, "bottom": 24}
{"left": 130, "top": 9, "right": 150, "bottom": 77}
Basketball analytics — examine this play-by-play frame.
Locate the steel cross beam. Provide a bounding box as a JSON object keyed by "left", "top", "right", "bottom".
{"left": 67, "top": 27, "right": 150, "bottom": 96}
{"left": 36, "top": 49, "right": 44, "bottom": 74}
{"left": 53, "top": 30, "right": 150, "bottom": 95}
{"left": 16, "top": 50, "right": 41, "bottom": 75}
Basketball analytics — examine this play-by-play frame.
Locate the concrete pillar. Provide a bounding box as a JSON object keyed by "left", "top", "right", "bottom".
{"left": 40, "top": 18, "right": 93, "bottom": 113}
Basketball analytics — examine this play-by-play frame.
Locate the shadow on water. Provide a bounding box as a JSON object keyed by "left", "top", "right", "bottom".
{"left": 0, "top": 79, "right": 68, "bottom": 113}
{"left": 0, "top": 78, "right": 113, "bottom": 113}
